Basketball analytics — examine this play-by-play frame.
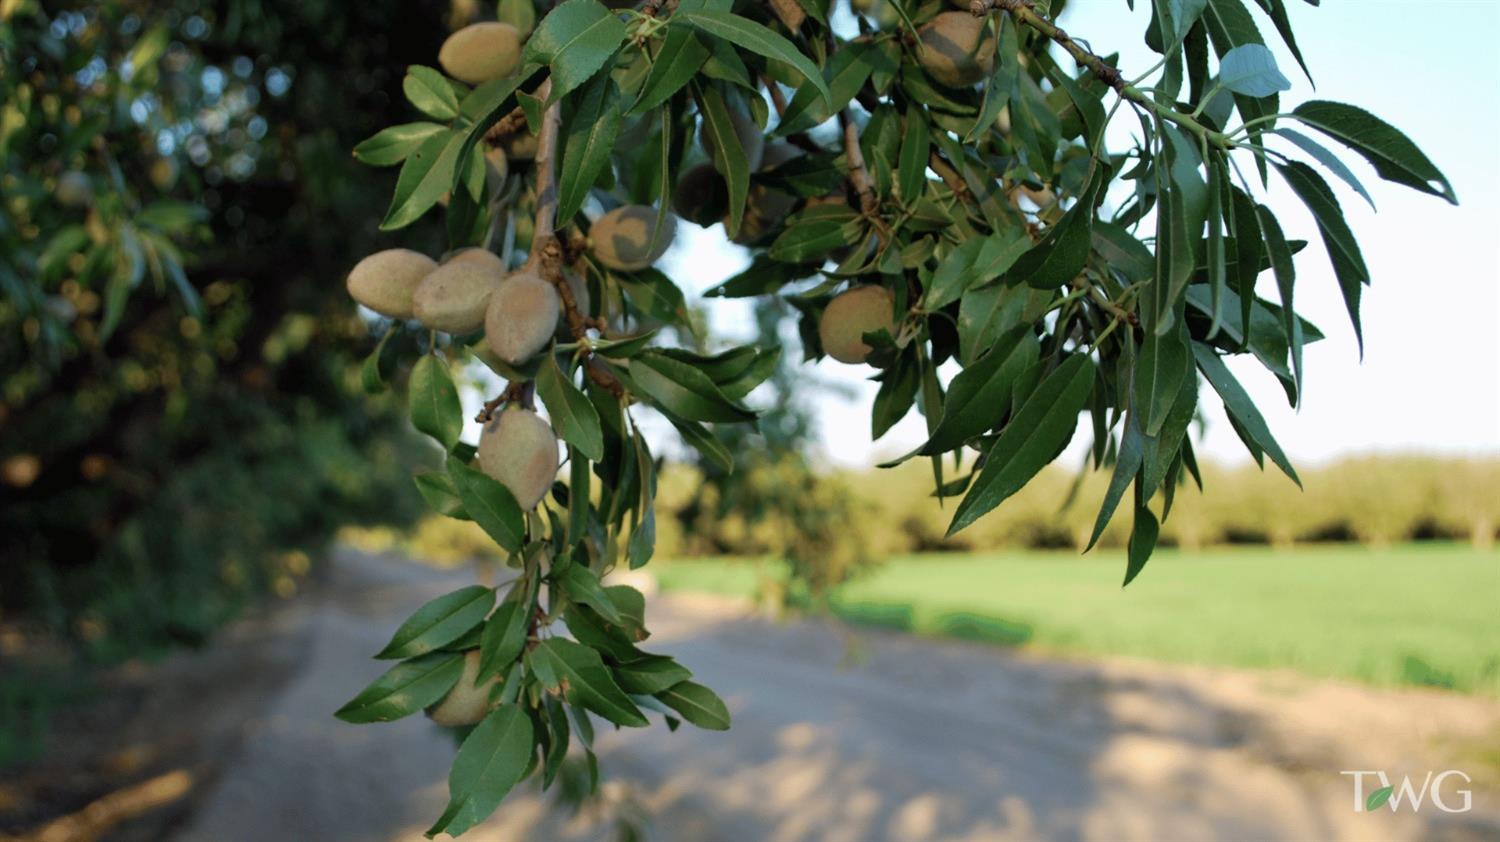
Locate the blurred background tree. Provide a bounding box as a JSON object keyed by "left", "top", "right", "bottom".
{"left": 0, "top": 0, "right": 460, "bottom": 657}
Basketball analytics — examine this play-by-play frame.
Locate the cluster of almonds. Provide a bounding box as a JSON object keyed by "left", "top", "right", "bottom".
{"left": 344, "top": 201, "right": 671, "bottom": 519}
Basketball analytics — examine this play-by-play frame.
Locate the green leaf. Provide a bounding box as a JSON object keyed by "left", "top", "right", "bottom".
{"left": 1134, "top": 321, "right": 1191, "bottom": 437}
{"left": 1275, "top": 161, "right": 1369, "bottom": 349}
{"left": 1202, "top": 0, "right": 1278, "bottom": 178}
{"left": 956, "top": 283, "right": 1037, "bottom": 365}
{"left": 667, "top": 416, "right": 734, "bottom": 472}
{"left": 1291, "top": 100, "right": 1456, "bottom": 204}
{"left": 1254, "top": 203, "right": 1303, "bottom": 393}
{"left": 414, "top": 470, "right": 469, "bottom": 520}
{"left": 1227, "top": 185, "right": 1263, "bottom": 341}
{"left": 556, "top": 559, "right": 622, "bottom": 625}
{"left": 618, "top": 269, "right": 691, "bottom": 326}
{"left": 630, "top": 351, "right": 756, "bottom": 423}
{"left": 529, "top": 638, "right": 648, "bottom": 727}
{"left": 1140, "top": 357, "right": 1198, "bottom": 498}
{"left": 1087, "top": 409, "right": 1144, "bottom": 551}
{"left": 1272, "top": 127, "right": 1374, "bottom": 210}
{"left": 869, "top": 350, "right": 916, "bottom": 439}
{"left": 404, "top": 65, "right": 462, "bottom": 120}
{"left": 376, "top": 585, "right": 495, "bottom": 660}
{"left": 1123, "top": 504, "right": 1160, "bottom": 587}
{"left": 409, "top": 354, "right": 463, "bottom": 449}
{"left": 426, "top": 706, "right": 535, "bottom": 838}
{"left": 921, "top": 327, "right": 1033, "bottom": 454}
{"left": 564, "top": 604, "right": 641, "bottom": 662}
{"left": 968, "top": 13, "right": 1019, "bottom": 143}
{"left": 381, "top": 129, "right": 462, "bottom": 231}
{"left": 767, "top": 204, "right": 861, "bottom": 263}
{"left": 361, "top": 328, "right": 398, "bottom": 394}
{"left": 898, "top": 103, "right": 931, "bottom": 203}
{"left": 537, "top": 355, "right": 605, "bottom": 461}
{"left": 1216, "top": 44, "right": 1290, "bottom": 97}
{"left": 1204, "top": 152, "right": 1229, "bottom": 338}
{"left": 524, "top": 0, "right": 628, "bottom": 102}
{"left": 446, "top": 457, "right": 527, "bottom": 552}
{"left": 631, "top": 27, "right": 710, "bottom": 114}
{"left": 1191, "top": 341, "right": 1299, "bottom": 485}
{"left": 1007, "top": 167, "right": 1104, "bottom": 290}
{"left": 925, "top": 230, "right": 1031, "bottom": 311}
{"left": 604, "top": 585, "right": 648, "bottom": 638}
{"left": 627, "top": 506, "right": 656, "bottom": 569}
{"left": 1247, "top": 0, "right": 1310, "bottom": 82}
{"left": 1047, "top": 63, "right": 1106, "bottom": 147}
{"left": 614, "top": 655, "right": 693, "bottom": 695}
{"left": 1156, "top": 124, "right": 1208, "bottom": 328}
{"left": 948, "top": 355, "right": 1095, "bottom": 535}
{"left": 774, "top": 42, "right": 874, "bottom": 137}
{"left": 655, "top": 680, "right": 731, "bottom": 730}
{"left": 671, "top": 10, "right": 831, "bottom": 105}
{"left": 697, "top": 85, "right": 751, "bottom": 237}
{"left": 334, "top": 652, "right": 464, "bottom": 724}
{"left": 1366, "top": 785, "right": 1394, "bottom": 812}
{"left": 556, "top": 74, "right": 622, "bottom": 225}
{"left": 478, "top": 599, "right": 531, "bottom": 681}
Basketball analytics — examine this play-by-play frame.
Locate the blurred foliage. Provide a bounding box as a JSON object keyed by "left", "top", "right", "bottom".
{"left": 0, "top": 0, "right": 457, "bottom": 655}
{"left": 674, "top": 299, "right": 876, "bottom": 597}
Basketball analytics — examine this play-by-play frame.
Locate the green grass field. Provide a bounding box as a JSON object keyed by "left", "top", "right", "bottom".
{"left": 654, "top": 544, "right": 1500, "bottom": 694}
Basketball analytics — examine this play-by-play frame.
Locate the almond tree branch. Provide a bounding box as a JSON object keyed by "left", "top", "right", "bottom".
{"left": 978, "top": 0, "right": 1234, "bottom": 149}
{"left": 525, "top": 86, "right": 625, "bottom": 397}
{"left": 839, "top": 111, "right": 878, "bottom": 215}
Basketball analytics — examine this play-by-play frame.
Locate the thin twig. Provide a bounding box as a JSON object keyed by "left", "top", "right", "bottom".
{"left": 976, "top": 0, "right": 1234, "bottom": 149}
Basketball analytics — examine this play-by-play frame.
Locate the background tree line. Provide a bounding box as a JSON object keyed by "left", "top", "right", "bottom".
{"left": 374, "top": 453, "right": 1498, "bottom": 571}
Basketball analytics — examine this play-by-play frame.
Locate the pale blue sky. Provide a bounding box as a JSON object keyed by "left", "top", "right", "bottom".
{"left": 656, "top": 0, "right": 1500, "bottom": 469}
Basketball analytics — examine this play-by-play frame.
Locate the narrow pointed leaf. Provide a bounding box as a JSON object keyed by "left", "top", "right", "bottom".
{"left": 655, "top": 680, "right": 731, "bottom": 730}
{"left": 1191, "top": 342, "right": 1299, "bottom": 485}
{"left": 1291, "top": 100, "right": 1456, "bottom": 203}
{"left": 1123, "top": 505, "right": 1161, "bottom": 587}
{"left": 671, "top": 11, "right": 831, "bottom": 105}
{"left": 537, "top": 354, "right": 605, "bottom": 461}
{"left": 446, "top": 457, "right": 526, "bottom": 552}
{"left": 354, "top": 122, "right": 448, "bottom": 166}
{"left": 335, "top": 652, "right": 464, "bottom": 724}
{"left": 948, "top": 355, "right": 1095, "bottom": 535}
{"left": 1275, "top": 161, "right": 1368, "bottom": 348}
{"left": 425, "top": 706, "right": 535, "bottom": 838}
{"left": 523, "top": 0, "right": 628, "bottom": 102}
{"left": 557, "top": 73, "right": 622, "bottom": 224}
{"left": 409, "top": 354, "right": 463, "bottom": 449}
{"left": 377, "top": 585, "right": 495, "bottom": 659}
{"left": 529, "top": 638, "right": 648, "bottom": 727}
{"left": 1087, "top": 410, "right": 1144, "bottom": 551}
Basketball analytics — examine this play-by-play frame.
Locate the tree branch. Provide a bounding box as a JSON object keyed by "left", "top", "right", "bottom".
{"left": 839, "top": 111, "right": 877, "bottom": 215}
{"left": 979, "top": 0, "right": 1234, "bottom": 149}
{"left": 526, "top": 89, "right": 625, "bottom": 397}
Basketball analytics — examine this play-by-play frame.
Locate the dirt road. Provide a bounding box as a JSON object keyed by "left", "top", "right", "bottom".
{"left": 174, "top": 549, "right": 1500, "bottom": 842}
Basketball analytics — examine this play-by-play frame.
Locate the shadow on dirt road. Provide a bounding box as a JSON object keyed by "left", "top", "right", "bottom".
{"left": 160, "top": 549, "right": 1500, "bottom": 842}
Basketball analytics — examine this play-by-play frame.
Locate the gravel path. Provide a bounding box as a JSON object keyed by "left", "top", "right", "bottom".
{"left": 174, "top": 549, "right": 1500, "bottom": 842}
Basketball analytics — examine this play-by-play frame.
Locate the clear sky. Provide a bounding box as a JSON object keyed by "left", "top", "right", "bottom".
{"left": 655, "top": 0, "right": 1500, "bottom": 469}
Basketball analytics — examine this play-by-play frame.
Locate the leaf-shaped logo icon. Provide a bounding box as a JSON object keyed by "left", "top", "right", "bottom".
{"left": 1366, "top": 785, "right": 1394, "bottom": 811}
